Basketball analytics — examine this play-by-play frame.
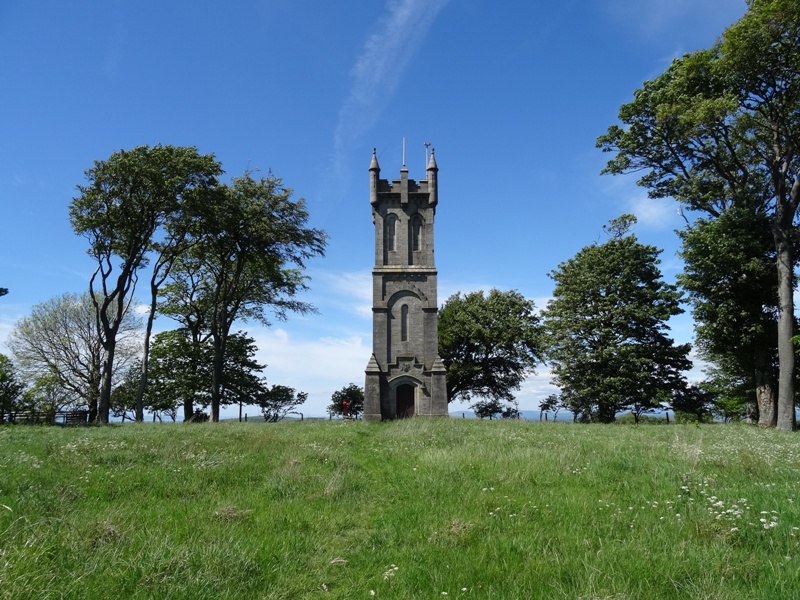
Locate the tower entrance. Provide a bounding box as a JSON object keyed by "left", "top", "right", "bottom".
{"left": 396, "top": 384, "right": 415, "bottom": 418}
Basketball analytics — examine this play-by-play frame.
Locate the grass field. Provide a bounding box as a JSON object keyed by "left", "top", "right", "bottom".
{"left": 1, "top": 419, "right": 799, "bottom": 599}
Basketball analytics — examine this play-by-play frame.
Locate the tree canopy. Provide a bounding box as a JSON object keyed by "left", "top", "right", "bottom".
{"left": 0, "top": 354, "right": 23, "bottom": 423}
{"left": 543, "top": 218, "right": 691, "bottom": 423}
{"left": 677, "top": 208, "right": 781, "bottom": 426}
{"left": 328, "top": 384, "right": 364, "bottom": 419}
{"left": 7, "top": 292, "right": 141, "bottom": 422}
{"left": 598, "top": 0, "right": 800, "bottom": 430}
{"left": 438, "top": 289, "right": 542, "bottom": 413}
{"left": 69, "top": 145, "right": 221, "bottom": 423}
{"left": 161, "top": 172, "right": 327, "bottom": 421}
{"left": 258, "top": 385, "right": 307, "bottom": 422}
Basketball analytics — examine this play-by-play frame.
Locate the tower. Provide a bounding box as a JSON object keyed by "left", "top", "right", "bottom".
{"left": 363, "top": 147, "right": 448, "bottom": 420}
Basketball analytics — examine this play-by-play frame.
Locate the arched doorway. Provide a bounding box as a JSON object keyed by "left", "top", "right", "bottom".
{"left": 396, "top": 384, "right": 415, "bottom": 418}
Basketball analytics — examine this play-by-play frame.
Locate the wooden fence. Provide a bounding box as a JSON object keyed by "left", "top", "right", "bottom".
{"left": 2, "top": 410, "right": 90, "bottom": 426}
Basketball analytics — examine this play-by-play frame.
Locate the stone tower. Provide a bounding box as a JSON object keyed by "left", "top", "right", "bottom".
{"left": 363, "top": 148, "right": 448, "bottom": 421}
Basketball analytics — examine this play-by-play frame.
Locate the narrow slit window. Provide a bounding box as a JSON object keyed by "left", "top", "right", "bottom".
{"left": 385, "top": 215, "right": 397, "bottom": 252}
{"left": 401, "top": 304, "right": 409, "bottom": 341}
{"left": 412, "top": 217, "right": 422, "bottom": 252}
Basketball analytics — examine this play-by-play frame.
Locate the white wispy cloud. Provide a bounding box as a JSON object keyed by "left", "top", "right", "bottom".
{"left": 628, "top": 194, "right": 679, "bottom": 229}
{"left": 331, "top": 0, "right": 451, "bottom": 175}
{"left": 314, "top": 269, "right": 373, "bottom": 320}
{"left": 246, "top": 325, "right": 370, "bottom": 416}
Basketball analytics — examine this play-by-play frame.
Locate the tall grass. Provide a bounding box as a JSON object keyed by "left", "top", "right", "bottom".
{"left": 1, "top": 420, "right": 798, "bottom": 599}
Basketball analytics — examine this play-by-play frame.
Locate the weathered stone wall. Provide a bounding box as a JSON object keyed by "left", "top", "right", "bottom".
{"left": 364, "top": 149, "right": 448, "bottom": 420}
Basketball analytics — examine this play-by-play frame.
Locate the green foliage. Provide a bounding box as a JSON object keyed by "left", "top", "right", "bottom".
{"left": 438, "top": 289, "right": 542, "bottom": 412}
{"left": 328, "top": 383, "right": 364, "bottom": 419}
{"left": 147, "top": 329, "right": 208, "bottom": 419}
{"left": 8, "top": 292, "right": 141, "bottom": 423}
{"left": 161, "top": 171, "right": 327, "bottom": 421}
{"left": 147, "top": 329, "right": 267, "bottom": 421}
{"left": 110, "top": 364, "right": 140, "bottom": 422}
{"left": 1, "top": 421, "right": 799, "bottom": 598}
{"left": 538, "top": 394, "right": 564, "bottom": 421}
{"left": 258, "top": 385, "right": 307, "bottom": 422}
{"left": 670, "top": 384, "right": 717, "bottom": 424}
{"left": 70, "top": 145, "right": 222, "bottom": 423}
{"left": 598, "top": 0, "right": 800, "bottom": 430}
{"left": 544, "top": 219, "right": 691, "bottom": 422}
{"left": 0, "top": 354, "right": 23, "bottom": 422}
{"left": 21, "top": 373, "right": 80, "bottom": 416}
{"left": 471, "top": 398, "right": 504, "bottom": 420}
{"left": 702, "top": 364, "right": 756, "bottom": 423}
{"left": 678, "top": 208, "right": 782, "bottom": 425}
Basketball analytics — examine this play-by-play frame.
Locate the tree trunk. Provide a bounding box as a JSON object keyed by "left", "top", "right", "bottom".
{"left": 774, "top": 226, "right": 796, "bottom": 431}
{"left": 98, "top": 344, "right": 116, "bottom": 424}
{"left": 136, "top": 284, "right": 160, "bottom": 422}
{"left": 754, "top": 347, "right": 777, "bottom": 428}
{"left": 210, "top": 334, "right": 225, "bottom": 423}
{"left": 183, "top": 398, "right": 194, "bottom": 422}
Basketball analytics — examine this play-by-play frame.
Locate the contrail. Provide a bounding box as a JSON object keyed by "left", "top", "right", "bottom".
{"left": 331, "top": 0, "right": 450, "bottom": 176}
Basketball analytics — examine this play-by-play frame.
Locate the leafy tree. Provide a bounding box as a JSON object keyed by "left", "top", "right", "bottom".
{"left": 147, "top": 329, "right": 208, "bottom": 420}
{"left": 23, "top": 373, "right": 83, "bottom": 417}
{"left": 69, "top": 145, "right": 221, "bottom": 423}
{"left": 148, "top": 329, "right": 266, "bottom": 421}
{"left": 0, "top": 288, "right": 8, "bottom": 298}
{"left": 500, "top": 399, "right": 521, "bottom": 419}
{"left": 110, "top": 365, "right": 140, "bottom": 422}
{"left": 258, "top": 385, "right": 307, "bottom": 422}
{"left": 163, "top": 172, "right": 327, "bottom": 421}
{"left": 538, "top": 394, "right": 561, "bottom": 421}
{"left": 678, "top": 208, "right": 781, "bottom": 426}
{"left": 598, "top": 0, "right": 800, "bottom": 430}
{"left": 438, "top": 289, "right": 542, "bottom": 415}
{"left": 0, "top": 354, "right": 23, "bottom": 423}
{"left": 134, "top": 157, "right": 223, "bottom": 423}
{"left": 7, "top": 292, "right": 141, "bottom": 422}
{"left": 328, "top": 384, "right": 364, "bottom": 419}
{"left": 670, "top": 384, "right": 717, "bottom": 424}
{"left": 543, "top": 217, "right": 692, "bottom": 423}
{"left": 472, "top": 398, "right": 504, "bottom": 420}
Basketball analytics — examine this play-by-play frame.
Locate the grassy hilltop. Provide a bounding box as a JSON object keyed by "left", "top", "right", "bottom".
{"left": 1, "top": 419, "right": 799, "bottom": 599}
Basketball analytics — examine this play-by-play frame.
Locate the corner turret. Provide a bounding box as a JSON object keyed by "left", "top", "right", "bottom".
{"left": 426, "top": 148, "right": 438, "bottom": 207}
{"left": 370, "top": 148, "right": 381, "bottom": 206}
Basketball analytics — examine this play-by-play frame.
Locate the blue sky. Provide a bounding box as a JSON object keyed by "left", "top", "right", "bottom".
{"left": 0, "top": 0, "right": 749, "bottom": 418}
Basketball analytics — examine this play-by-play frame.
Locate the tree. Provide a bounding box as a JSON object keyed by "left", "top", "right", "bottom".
{"left": 147, "top": 329, "right": 267, "bottom": 421}
{"left": 0, "top": 354, "right": 23, "bottom": 423}
{"left": 677, "top": 208, "right": 782, "bottom": 426}
{"left": 110, "top": 364, "right": 140, "bottom": 422}
{"left": 7, "top": 292, "right": 141, "bottom": 422}
{"left": 328, "top": 384, "right": 364, "bottom": 419}
{"left": 543, "top": 217, "right": 692, "bottom": 423}
{"left": 539, "top": 394, "right": 563, "bottom": 421}
{"left": 438, "top": 289, "right": 542, "bottom": 414}
{"left": 598, "top": 0, "right": 800, "bottom": 430}
{"left": 670, "top": 384, "right": 717, "bottom": 423}
{"left": 258, "top": 385, "right": 307, "bottom": 422}
{"left": 163, "top": 172, "right": 327, "bottom": 421}
{"left": 472, "top": 398, "right": 504, "bottom": 420}
{"left": 147, "top": 329, "right": 208, "bottom": 420}
{"left": 23, "top": 373, "right": 83, "bottom": 418}
{"left": 69, "top": 145, "right": 221, "bottom": 423}
{"left": 0, "top": 288, "right": 8, "bottom": 298}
